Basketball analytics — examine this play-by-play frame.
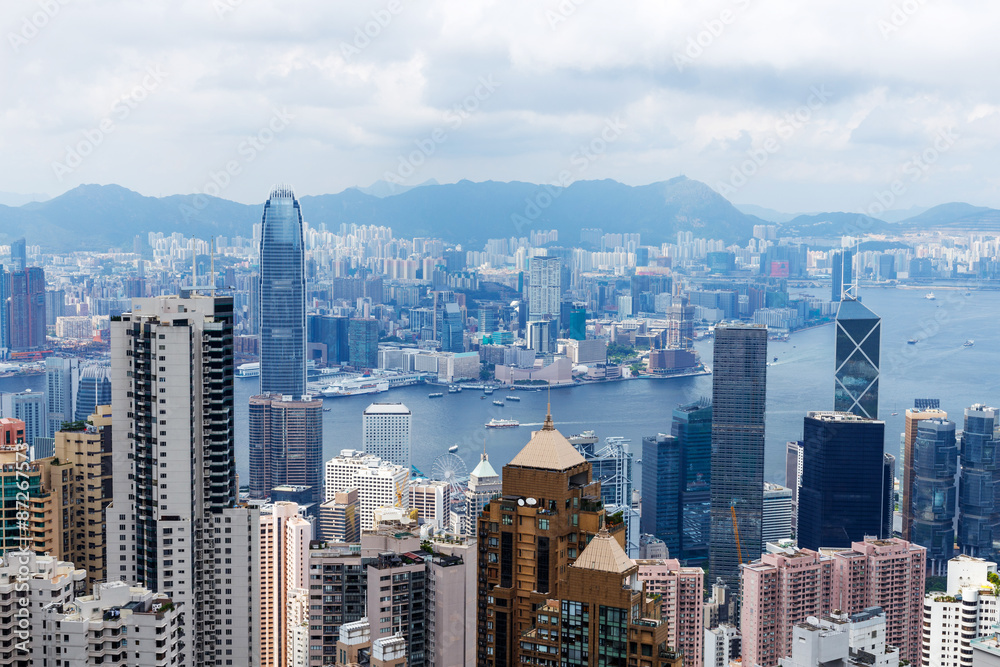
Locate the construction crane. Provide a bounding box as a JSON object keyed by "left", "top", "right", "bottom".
{"left": 731, "top": 502, "right": 742, "bottom": 565}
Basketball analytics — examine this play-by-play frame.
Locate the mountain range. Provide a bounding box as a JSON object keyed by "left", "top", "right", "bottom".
{"left": 0, "top": 177, "right": 997, "bottom": 251}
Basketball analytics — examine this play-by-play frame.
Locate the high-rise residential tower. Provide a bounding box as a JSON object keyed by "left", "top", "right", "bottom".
{"left": 259, "top": 185, "right": 307, "bottom": 396}
{"left": 798, "top": 411, "right": 890, "bottom": 550}
{"left": 709, "top": 323, "right": 767, "bottom": 586}
{"left": 911, "top": 417, "right": 958, "bottom": 575}
{"left": 8, "top": 266, "right": 46, "bottom": 351}
{"left": 248, "top": 394, "right": 324, "bottom": 502}
{"left": 107, "top": 294, "right": 260, "bottom": 667}
{"left": 527, "top": 256, "right": 561, "bottom": 324}
{"left": 958, "top": 404, "right": 1000, "bottom": 561}
{"left": 833, "top": 297, "right": 881, "bottom": 419}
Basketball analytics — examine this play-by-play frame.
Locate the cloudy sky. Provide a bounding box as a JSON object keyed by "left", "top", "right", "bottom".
{"left": 3, "top": 0, "right": 999, "bottom": 212}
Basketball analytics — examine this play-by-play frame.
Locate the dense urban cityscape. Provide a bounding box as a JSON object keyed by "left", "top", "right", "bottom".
{"left": 6, "top": 2, "right": 1000, "bottom": 666}
{"left": 0, "top": 181, "right": 998, "bottom": 666}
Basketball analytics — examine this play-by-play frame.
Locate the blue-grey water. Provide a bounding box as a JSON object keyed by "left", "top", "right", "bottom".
{"left": 2, "top": 287, "right": 997, "bottom": 491}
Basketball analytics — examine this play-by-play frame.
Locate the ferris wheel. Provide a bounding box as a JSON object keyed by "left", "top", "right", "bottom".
{"left": 431, "top": 452, "right": 468, "bottom": 498}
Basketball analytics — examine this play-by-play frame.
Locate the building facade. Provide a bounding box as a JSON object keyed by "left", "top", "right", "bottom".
{"left": 959, "top": 404, "right": 1000, "bottom": 561}
{"left": 248, "top": 393, "right": 324, "bottom": 502}
{"left": 902, "top": 406, "right": 949, "bottom": 541}
{"left": 833, "top": 297, "right": 881, "bottom": 419}
{"left": 258, "top": 185, "right": 307, "bottom": 397}
{"left": 709, "top": 323, "right": 767, "bottom": 586}
{"left": 636, "top": 558, "right": 705, "bottom": 667}
{"left": 911, "top": 417, "right": 958, "bottom": 575}
{"left": 362, "top": 402, "right": 412, "bottom": 469}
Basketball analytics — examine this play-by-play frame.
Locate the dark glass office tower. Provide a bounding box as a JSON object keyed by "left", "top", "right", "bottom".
{"left": 831, "top": 249, "right": 853, "bottom": 301}
{"left": 910, "top": 418, "right": 957, "bottom": 575}
{"left": 672, "top": 399, "right": 712, "bottom": 563}
{"left": 258, "top": 186, "right": 306, "bottom": 396}
{"left": 640, "top": 433, "right": 681, "bottom": 555}
{"left": 834, "top": 297, "right": 880, "bottom": 419}
{"left": 798, "top": 411, "right": 889, "bottom": 550}
{"left": 709, "top": 323, "right": 767, "bottom": 586}
{"left": 75, "top": 363, "right": 112, "bottom": 421}
{"left": 958, "top": 404, "right": 1000, "bottom": 560}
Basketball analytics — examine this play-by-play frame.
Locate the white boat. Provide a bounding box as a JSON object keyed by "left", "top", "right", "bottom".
{"left": 925, "top": 292, "right": 936, "bottom": 300}
{"left": 448, "top": 444, "right": 459, "bottom": 453}
{"left": 485, "top": 418, "right": 519, "bottom": 429}
{"left": 448, "top": 386, "right": 462, "bottom": 394}
{"left": 320, "top": 378, "right": 389, "bottom": 397}
{"left": 505, "top": 395, "right": 520, "bottom": 401}
{"left": 483, "top": 387, "right": 495, "bottom": 395}
{"left": 493, "top": 400, "right": 504, "bottom": 407}
{"left": 236, "top": 362, "right": 260, "bottom": 378}
{"left": 964, "top": 339, "right": 975, "bottom": 347}
{"left": 428, "top": 392, "right": 444, "bottom": 398}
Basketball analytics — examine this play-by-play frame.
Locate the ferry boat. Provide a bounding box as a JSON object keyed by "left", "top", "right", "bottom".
{"left": 320, "top": 378, "right": 389, "bottom": 397}
{"left": 483, "top": 387, "right": 495, "bottom": 395}
{"left": 493, "top": 400, "right": 504, "bottom": 407}
{"left": 964, "top": 339, "right": 975, "bottom": 347}
{"left": 428, "top": 392, "right": 444, "bottom": 398}
{"left": 505, "top": 395, "right": 520, "bottom": 401}
{"left": 448, "top": 444, "right": 459, "bottom": 453}
{"left": 485, "top": 418, "right": 519, "bottom": 429}
{"left": 925, "top": 292, "right": 936, "bottom": 300}
{"left": 236, "top": 362, "right": 260, "bottom": 378}
{"left": 448, "top": 386, "right": 462, "bottom": 394}
{"left": 907, "top": 339, "right": 918, "bottom": 345}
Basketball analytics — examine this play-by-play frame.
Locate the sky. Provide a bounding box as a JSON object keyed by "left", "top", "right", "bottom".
{"left": 3, "top": 0, "right": 1000, "bottom": 213}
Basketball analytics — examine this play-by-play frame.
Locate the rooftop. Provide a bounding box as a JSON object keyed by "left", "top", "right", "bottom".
{"left": 507, "top": 406, "right": 587, "bottom": 472}
{"left": 364, "top": 402, "right": 411, "bottom": 415}
{"left": 572, "top": 527, "right": 635, "bottom": 575}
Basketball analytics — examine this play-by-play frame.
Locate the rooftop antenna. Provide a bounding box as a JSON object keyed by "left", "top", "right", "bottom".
{"left": 191, "top": 241, "right": 198, "bottom": 293}
{"left": 210, "top": 236, "right": 216, "bottom": 295}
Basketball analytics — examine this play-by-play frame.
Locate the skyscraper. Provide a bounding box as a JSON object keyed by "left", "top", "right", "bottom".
{"left": 910, "top": 417, "right": 958, "bottom": 575}
{"left": 527, "top": 256, "right": 561, "bottom": 324}
{"left": 902, "top": 404, "right": 949, "bottom": 541}
{"left": 798, "top": 411, "right": 890, "bottom": 550}
{"left": 348, "top": 317, "right": 379, "bottom": 368}
{"left": 831, "top": 248, "right": 853, "bottom": 301}
{"left": 833, "top": 297, "right": 881, "bottom": 419}
{"left": 10, "top": 237, "right": 26, "bottom": 272}
{"left": 259, "top": 185, "right": 307, "bottom": 396}
{"left": 709, "top": 323, "right": 767, "bottom": 586}
{"left": 641, "top": 433, "right": 681, "bottom": 555}
{"left": 958, "top": 404, "right": 1000, "bottom": 561}
{"left": 12, "top": 389, "right": 45, "bottom": 456}
{"left": 8, "top": 266, "right": 46, "bottom": 351}
{"left": 45, "top": 356, "right": 78, "bottom": 437}
{"left": 74, "top": 362, "right": 112, "bottom": 421}
{"left": 362, "top": 402, "right": 412, "bottom": 469}
{"left": 107, "top": 294, "right": 259, "bottom": 667}
{"left": 248, "top": 394, "right": 324, "bottom": 502}
{"left": 673, "top": 398, "right": 712, "bottom": 562}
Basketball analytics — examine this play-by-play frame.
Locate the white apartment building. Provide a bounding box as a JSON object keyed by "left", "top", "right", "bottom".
{"left": 778, "top": 609, "right": 899, "bottom": 667}
{"left": 527, "top": 256, "right": 561, "bottom": 321}
{"left": 923, "top": 555, "right": 1000, "bottom": 667}
{"left": 704, "top": 624, "right": 740, "bottom": 667}
{"left": 409, "top": 480, "right": 449, "bottom": 530}
{"left": 325, "top": 449, "right": 409, "bottom": 529}
{"left": 38, "top": 580, "right": 183, "bottom": 667}
{"left": 107, "top": 294, "right": 260, "bottom": 667}
{"left": 363, "top": 403, "right": 412, "bottom": 468}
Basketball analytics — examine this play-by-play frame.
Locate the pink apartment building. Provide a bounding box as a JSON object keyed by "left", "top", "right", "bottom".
{"left": 741, "top": 538, "right": 926, "bottom": 667}
{"left": 636, "top": 559, "right": 705, "bottom": 667}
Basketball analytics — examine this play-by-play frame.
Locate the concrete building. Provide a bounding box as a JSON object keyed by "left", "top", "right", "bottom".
{"left": 425, "top": 538, "right": 477, "bottom": 667}
{"left": 336, "top": 618, "right": 408, "bottom": 667}
{"left": 778, "top": 608, "right": 900, "bottom": 667}
{"left": 37, "top": 406, "right": 113, "bottom": 588}
{"left": 55, "top": 315, "right": 94, "bottom": 339}
{"left": 922, "top": 555, "right": 1000, "bottom": 667}
{"left": 463, "top": 451, "right": 501, "bottom": 536}
{"left": 325, "top": 449, "right": 409, "bottom": 530}
{"left": 306, "top": 541, "right": 367, "bottom": 666}
{"left": 409, "top": 479, "right": 449, "bottom": 530}
{"left": 561, "top": 337, "right": 607, "bottom": 364}
{"left": 259, "top": 501, "right": 312, "bottom": 667}
{"left": 106, "top": 294, "right": 261, "bottom": 667}
{"left": 39, "top": 580, "right": 184, "bottom": 667}
{"left": 636, "top": 558, "right": 705, "bottom": 667}
{"left": 12, "top": 389, "right": 45, "bottom": 458}
{"left": 363, "top": 402, "right": 412, "bottom": 469}
{"left": 705, "top": 624, "right": 741, "bottom": 667}
{"left": 527, "top": 256, "right": 561, "bottom": 324}
{"left": 971, "top": 630, "right": 1000, "bottom": 666}
{"left": 319, "top": 489, "right": 360, "bottom": 542}
{"left": 763, "top": 482, "right": 794, "bottom": 549}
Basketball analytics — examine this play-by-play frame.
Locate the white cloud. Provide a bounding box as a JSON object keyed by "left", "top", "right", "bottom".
{"left": 2, "top": 0, "right": 1000, "bottom": 212}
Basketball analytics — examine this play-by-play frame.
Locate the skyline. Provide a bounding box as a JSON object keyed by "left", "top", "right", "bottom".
{"left": 3, "top": 2, "right": 999, "bottom": 212}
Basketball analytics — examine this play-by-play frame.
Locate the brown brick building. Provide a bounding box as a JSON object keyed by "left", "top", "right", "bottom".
{"left": 476, "top": 407, "right": 683, "bottom": 666}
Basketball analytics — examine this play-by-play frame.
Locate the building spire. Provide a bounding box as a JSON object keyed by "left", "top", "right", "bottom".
{"left": 543, "top": 385, "right": 554, "bottom": 431}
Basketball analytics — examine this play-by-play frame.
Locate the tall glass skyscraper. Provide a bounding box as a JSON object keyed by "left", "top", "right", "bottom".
{"left": 798, "top": 411, "right": 890, "bottom": 550}
{"left": 75, "top": 362, "right": 112, "bottom": 421}
{"left": 672, "top": 399, "right": 712, "bottom": 563}
{"left": 910, "top": 417, "right": 957, "bottom": 575}
{"left": 834, "top": 297, "right": 880, "bottom": 419}
{"left": 258, "top": 186, "right": 306, "bottom": 397}
{"left": 641, "top": 433, "right": 681, "bottom": 555}
{"left": 709, "top": 323, "right": 767, "bottom": 586}
{"left": 958, "top": 404, "right": 1000, "bottom": 560}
